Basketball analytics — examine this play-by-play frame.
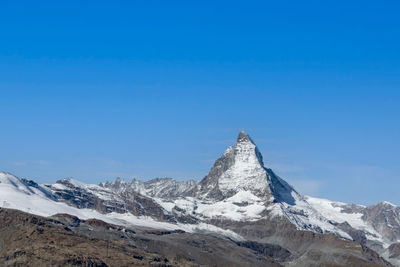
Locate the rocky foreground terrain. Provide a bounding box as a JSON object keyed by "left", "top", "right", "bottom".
{"left": 0, "top": 208, "right": 390, "bottom": 267}
{"left": 0, "top": 131, "right": 399, "bottom": 266}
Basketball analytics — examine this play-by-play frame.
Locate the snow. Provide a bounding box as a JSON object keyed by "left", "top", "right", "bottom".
{"left": 103, "top": 214, "right": 244, "bottom": 240}
{"left": 0, "top": 174, "right": 99, "bottom": 218}
{"left": 195, "top": 199, "right": 265, "bottom": 221}
{"left": 156, "top": 190, "right": 266, "bottom": 222}
{"left": 0, "top": 172, "right": 244, "bottom": 241}
{"left": 195, "top": 190, "right": 265, "bottom": 221}
{"left": 61, "top": 178, "right": 109, "bottom": 193}
{"left": 267, "top": 192, "right": 352, "bottom": 240}
{"left": 381, "top": 201, "right": 396, "bottom": 207}
{"left": 51, "top": 183, "right": 68, "bottom": 190}
{"left": 226, "top": 190, "right": 261, "bottom": 203}
{"left": 218, "top": 140, "right": 270, "bottom": 196}
{"left": 53, "top": 178, "right": 122, "bottom": 201}
{"left": 306, "top": 196, "right": 385, "bottom": 243}
{"left": 183, "top": 223, "right": 244, "bottom": 241}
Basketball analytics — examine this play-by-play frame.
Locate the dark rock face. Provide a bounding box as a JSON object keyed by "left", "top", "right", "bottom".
{"left": 207, "top": 217, "right": 393, "bottom": 267}
{"left": 265, "top": 168, "right": 297, "bottom": 205}
{"left": 190, "top": 145, "right": 237, "bottom": 200}
{"left": 20, "top": 178, "right": 39, "bottom": 188}
{"left": 51, "top": 213, "right": 81, "bottom": 227}
{"left": 50, "top": 180, "right": 119, "bottom": 212}
{"left": 48, "top": 179, "right": 176, "bottom": 222}
{"left": 335, "top": 221, "right": 368, "bottom": 245}
{"left": 388, "top": 243, "right": 400, "bottom": 259}
{"left": 143, "top": 178, "right": 198, "bottom": 198}
{"left": 101, "top": 177, "right": 198, "bottom": 199}
{"left": 334, "top": 203, "right": 366, "bottom": 214}
{"left": 171, "top": 206, "right": 198, "bottom": 224}
{"left": 237, "top": 130, "right": 252, "bottom": 143}
{"left": 363, "top": 202, "right": 400, "bottom": 242}
{"left": 118, "top": 190, "right": 176, "bottom": 221}
{"left": 236, "top": 241, "right": 292, "bottom": 262}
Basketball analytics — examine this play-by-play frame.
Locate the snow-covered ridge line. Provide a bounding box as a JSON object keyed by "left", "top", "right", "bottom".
{"left": 305, "top": 196, "right": 400, "bottom": 249}
{"left": 0, "top": 171, "right": 243, "bottom": 241}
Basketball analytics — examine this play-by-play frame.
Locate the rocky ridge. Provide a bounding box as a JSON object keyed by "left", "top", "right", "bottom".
{"left": 0, "top": 131, "right": 399, "bottom": 266}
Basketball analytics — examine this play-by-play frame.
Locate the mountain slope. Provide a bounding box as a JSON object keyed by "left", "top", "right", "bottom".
{"left": 0, "top": 131, "right": 399, "bottom": 266}
{"left": 0, "top": 208, "right": 197, "bottom": 267}
{"left": 306, "top": 196, "right": 400, "bottom": 266}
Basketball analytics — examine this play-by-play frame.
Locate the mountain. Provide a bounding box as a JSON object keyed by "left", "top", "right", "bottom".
{"left": 306, "top": 196, "right": 400, "bottom": 265}
{"left": 0, "top": 131, "right": 399, "bottom": 266}
{"left": 186, "top": 131, "right": 350, "bottom": 237}
{"left": 192, "top": 131, "right": 276, "bottom": 201}
{"left": 47, "top": 177, "right": 175, "bottom": 221}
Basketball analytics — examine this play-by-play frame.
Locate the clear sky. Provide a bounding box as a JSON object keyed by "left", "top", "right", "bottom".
{"left": 1, "top": 1, "right": 399, "bottom": 205}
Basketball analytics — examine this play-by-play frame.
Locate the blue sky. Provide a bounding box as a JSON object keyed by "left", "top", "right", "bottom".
{"left": 0, "top": 1, "right": 399, "bottom": 205}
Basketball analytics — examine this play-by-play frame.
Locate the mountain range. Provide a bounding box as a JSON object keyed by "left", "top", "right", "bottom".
{"left": 0, "top": 131, "right": 399, "bottom": 266}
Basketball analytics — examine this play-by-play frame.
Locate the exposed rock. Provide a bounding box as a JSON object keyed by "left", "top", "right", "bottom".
{"left": 363, "top": 202, "right": 400, "bottom": 242}
{"left": 0, "top": 208, "right": 195, "bottom": 267}
{"left": 101, "top": 177, "right": 198, "bottom": 199}
{"left": 0, "top": 207, "right": 283, "bottom": 267}
{"left": 1, "top": 131, "right": 399, "bottom": 266}
{"left": 48, "top": 178, "right": 176, "bottom": 222}
{"left": 389, "top": 243, "right": 400, "bottom": 259}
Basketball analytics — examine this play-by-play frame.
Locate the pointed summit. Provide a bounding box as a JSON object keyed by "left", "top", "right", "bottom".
{"left": 235, "top": 131, "right": 264, "bottom": 167}
{"left": 236, "top": 131, "right": 259, "bottom": 147}
{"left": 192, "top": 132, "right": 298, "bottom": 204}
{"left": 237, "top": 130, "right": 251, "bottom": 143}
{"left": 193, "top": 132, "right": 272, "bottom": 200}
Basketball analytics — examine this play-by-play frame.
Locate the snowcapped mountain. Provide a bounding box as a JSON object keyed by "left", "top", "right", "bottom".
{"left": 1, "top": 131, "right": 399, "bottom": 266}
{"left": 132, "top": 131, "right": 351, "bottom": 239}
{"left": 0, "top": 172, "right": 242, "bottom": 240}
{"left": 192, "top": 131, "right": 275, "bottom": 201}
{"left": 306, "top": 196, "right": 400, "bottom": 265}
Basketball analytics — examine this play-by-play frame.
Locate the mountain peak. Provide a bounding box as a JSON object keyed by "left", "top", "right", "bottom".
{"left": 237, "top": 130, "right": 252, "bottom": 143}
{"left": 193, "top": 132, "right": 273, "bottom": 200}
{"left": 235, "top": 131, "right": 264, "bottom": 167}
